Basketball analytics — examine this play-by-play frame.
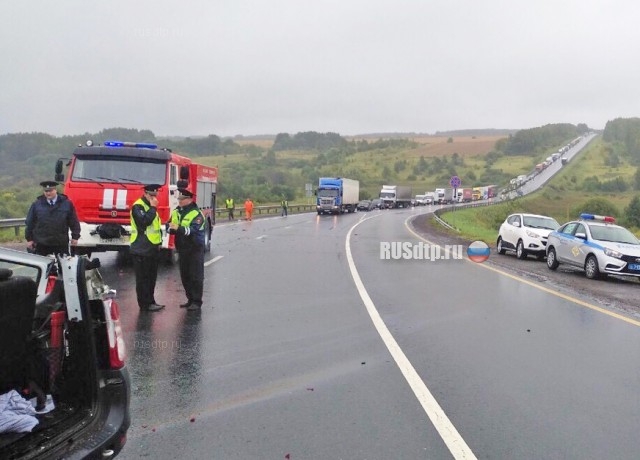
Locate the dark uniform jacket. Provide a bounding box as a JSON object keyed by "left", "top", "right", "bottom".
{"left": 170, "top": 202, "right": 205, "bottom": 253}
{"left": 130, "top": 196, "right": 162, "bottom": 257}
{"left": 25, "top": 194, "right": 81, "bottom": 246}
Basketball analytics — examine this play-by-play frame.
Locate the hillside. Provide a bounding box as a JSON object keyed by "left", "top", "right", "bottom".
{"left": 0, "top": 123, "right": 592, "bottom": 220}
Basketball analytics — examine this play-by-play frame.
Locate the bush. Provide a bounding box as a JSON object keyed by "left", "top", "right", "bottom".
{"left": 570, "top": 198, "right": 619, "bottom": 219}
{"left": 624, "top": 195, "right": 640, "bottom": 227}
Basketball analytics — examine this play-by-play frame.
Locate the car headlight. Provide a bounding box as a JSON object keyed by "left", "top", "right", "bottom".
{"left": 604, "top": 248, "right": 624, "bottom": 259}
{"left": 525, "top": 230, "right": 540, "bottom": 238}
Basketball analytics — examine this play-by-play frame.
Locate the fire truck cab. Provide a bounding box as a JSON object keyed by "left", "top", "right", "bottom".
{"left": 54, "top": 140, "right": 217, "bottom": 261}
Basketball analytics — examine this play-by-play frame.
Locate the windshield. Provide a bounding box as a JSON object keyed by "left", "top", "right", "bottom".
{"left": 318, "top": 189, "right": 339, "bottom": 198}
{"left": 523, "top": 216, "right": 560, "bottom": 230}
{"left": 71, "top": 157, "right": 166, "bottom": 185}
{"left": 588, "top": 224, "right": 640, "bottom": 244}
{"left": 380, "top": 192, "right": 395, "bottom": 198}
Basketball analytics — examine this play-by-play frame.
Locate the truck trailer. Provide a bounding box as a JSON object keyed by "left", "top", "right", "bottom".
{"left": 380, "top": 185, "right": 412, "bottom": 208}
{"left": 316, "top": 177, "right": 360, "bottom": 214}
{"left": 457, "top": 188, "right": 473, "bottom": 203}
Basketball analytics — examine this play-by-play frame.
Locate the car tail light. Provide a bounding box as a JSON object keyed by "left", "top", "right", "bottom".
{"left": 45, "top": 275, "right": 57, "bottom": 294}
{"left": 104, "top": 298, "right": 126, "bottom": 369}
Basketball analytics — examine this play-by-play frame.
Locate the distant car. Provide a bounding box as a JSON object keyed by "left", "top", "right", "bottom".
{"left": 546, "top": 213, "right": 640, "bottom": 280}
{"left": 497, "top": 213, "right": 560, "bottom": 260}
{"left": 371, "top": 199, "right": 385, "bottom": 210}
{"left": 357, "top": 200, "right": 373, "bottom": 211}
{"left": 0, "top": 249, "right": 131, "bottom": 459}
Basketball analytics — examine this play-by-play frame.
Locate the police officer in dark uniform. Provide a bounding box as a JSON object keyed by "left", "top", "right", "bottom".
{"left": 169, "top": 188, "right": 206, "bottom": 311}
{"left": 130, "top": 184, "right": 165, "bottom": 312}
{"left": 25, "top": 181, "right": 81, "bottom": 256}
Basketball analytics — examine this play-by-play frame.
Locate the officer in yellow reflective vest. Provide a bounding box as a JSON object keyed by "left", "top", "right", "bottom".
{"left": 225, "top": 197, "right": 235, "bottom": 221}
{"left": 169, "top": 188, "right": 206, "bottom": 311}
{"left": 130, "top": 184, "right": 165, "bottom": 312}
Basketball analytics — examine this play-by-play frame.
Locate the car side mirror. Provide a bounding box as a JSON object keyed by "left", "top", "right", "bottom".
{"left": 575, "top": 232, "right": 586, "bottom": 239}
{"left": 513, "top": 221, "right": 520, "bottom": 228}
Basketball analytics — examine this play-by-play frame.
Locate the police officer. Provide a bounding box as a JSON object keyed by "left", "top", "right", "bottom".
{"left": 225, "top": 197, "right": 235, "bottom": 221}
{"left": 130, "top": 184, "right": 165, "bottom": 312}
{"left": 169, "top": 188, "right": 206, "bottom": 311}
{"left": 25, "top": 181, "right": 81, "bottom": 256}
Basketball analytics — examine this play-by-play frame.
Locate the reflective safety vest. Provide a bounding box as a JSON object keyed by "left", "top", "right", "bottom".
{"left": 171, "top": 207, "right": 205, "bottom": 232}
{"left": 226, "top": 198, "right": 234, "bottom": 209}
{"left": 130, "top": 198, "right": 162, "bottom": 245}
{"left": 171, "top": 206, "right": 206, "bottom": 249}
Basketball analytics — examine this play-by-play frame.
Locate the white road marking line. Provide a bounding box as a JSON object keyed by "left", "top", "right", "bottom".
{"left": 346, "top": 219, "right": 477, "bottom": 460}
{"left": 256, "top": 235, "right": 267, "bottom": 240}
{"left": 205, "top": 255, "right": 224, "bottom": 267}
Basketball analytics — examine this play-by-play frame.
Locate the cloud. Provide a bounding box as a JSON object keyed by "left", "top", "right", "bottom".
{"left": 1, "top": 0, "right": 639, "bottom": 136}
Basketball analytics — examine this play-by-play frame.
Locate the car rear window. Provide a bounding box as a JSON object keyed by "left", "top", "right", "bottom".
{"left": 0, "top": 260, "right": 41, "bottom": 284}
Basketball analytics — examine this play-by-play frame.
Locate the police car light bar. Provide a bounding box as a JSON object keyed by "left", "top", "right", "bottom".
{"left": 104, "top": 140, "right": 158, "bottom": 149}
{"left": 580, "top": 213, "right": 616, "bottom": 223}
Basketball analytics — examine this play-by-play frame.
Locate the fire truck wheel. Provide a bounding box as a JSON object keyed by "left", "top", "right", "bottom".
{"left": 164, "top": 249, "right": 179, "bottom": 265}
{"left": 115, "top": 250, "right": 133, "bottom": 267}
{"left": 204, "top": 222, "right": 212, "bottom": 253}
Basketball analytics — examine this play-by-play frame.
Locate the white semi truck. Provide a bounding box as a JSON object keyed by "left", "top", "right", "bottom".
{"left": 380, "top": 185, "right": 412, "bottom": 208}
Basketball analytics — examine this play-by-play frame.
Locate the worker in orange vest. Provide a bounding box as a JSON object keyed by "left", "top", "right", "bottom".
{"left": 244, "top": 198, "right": 254, "bottom": 221}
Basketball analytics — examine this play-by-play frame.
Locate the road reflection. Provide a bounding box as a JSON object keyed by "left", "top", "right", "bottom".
{"left": 168, "top": 310, "right": 203, "bottom": 409}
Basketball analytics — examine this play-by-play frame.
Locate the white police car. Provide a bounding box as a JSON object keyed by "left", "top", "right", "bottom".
{"left": 546, "top": 213, "right": 640, "bottom": 279}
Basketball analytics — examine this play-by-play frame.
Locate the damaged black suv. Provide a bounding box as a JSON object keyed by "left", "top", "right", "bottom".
{"left": 0, "top": 248, "right": 130, "bottom": 459}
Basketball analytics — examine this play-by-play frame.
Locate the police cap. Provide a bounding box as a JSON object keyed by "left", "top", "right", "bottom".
{"left": 40, "top": 180, "right": 59, "bottom": 190}
{"left": 143, "top": 184, "right": 161, "bottom": 195}
{"left": 177, "top": 188, "right": 194, "bottom": 199}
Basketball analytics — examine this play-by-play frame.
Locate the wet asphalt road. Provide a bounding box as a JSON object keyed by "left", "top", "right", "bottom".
{"left": 99, "top": 208, "right": 640, "bottom": 460}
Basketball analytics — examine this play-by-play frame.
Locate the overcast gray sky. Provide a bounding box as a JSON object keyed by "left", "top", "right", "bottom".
{"left": 1, "top": 1, "right": 638, "bottom": 137}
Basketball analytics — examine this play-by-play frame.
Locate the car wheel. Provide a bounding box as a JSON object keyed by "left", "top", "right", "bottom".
{"left": 546, "top": 247, "right": 559, "bottom": 270}
{"left": 497, "top": 237, "right": 506, "bottom": 255}
{"left": 585, "top": 255, "right": 600, "bottom": 279}
{"left": 516, "top": 240, "right": 527, "bottom": 260}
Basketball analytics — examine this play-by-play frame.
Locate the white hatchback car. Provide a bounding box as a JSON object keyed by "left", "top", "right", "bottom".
{"left": 497, "top": 213, "right": 560, "bottom": 260}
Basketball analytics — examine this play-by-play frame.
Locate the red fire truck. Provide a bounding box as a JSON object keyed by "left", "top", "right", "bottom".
{"left": 54, "top": 140, "right": 217, "bottom": 260}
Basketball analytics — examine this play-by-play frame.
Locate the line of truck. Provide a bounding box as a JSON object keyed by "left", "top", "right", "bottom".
{"left": 315, "top": 176, "right": 498, "bottom": 214}
{"left": 414, "top": 186, "right": 496, "bottom": 205}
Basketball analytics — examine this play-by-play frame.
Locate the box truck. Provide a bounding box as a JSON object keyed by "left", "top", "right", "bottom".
{"left": 316, "top": 177, "right": 360, "bottom": 214}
